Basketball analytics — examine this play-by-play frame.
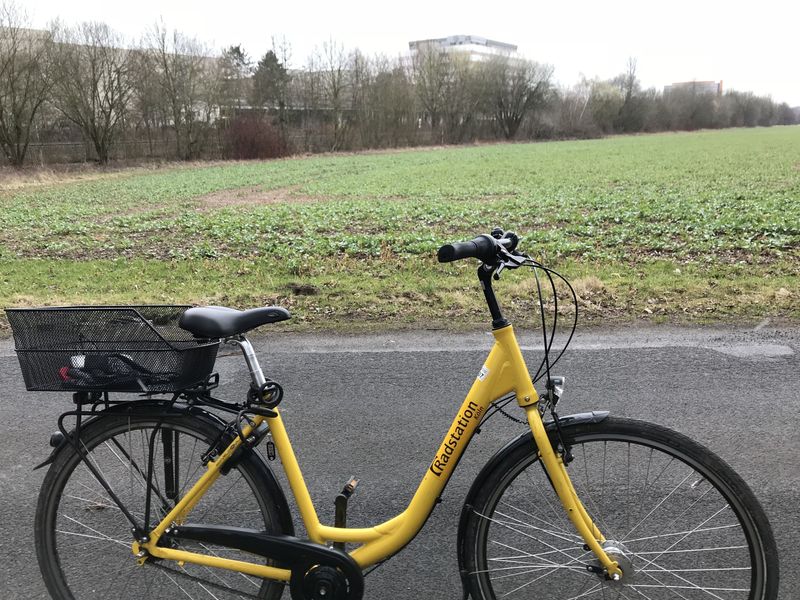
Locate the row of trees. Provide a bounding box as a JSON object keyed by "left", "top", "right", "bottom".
{"left": 555, "top": 58, "right": 798, "bottom": 137}
{"left": 1, "top": 2, "right": 797, "bottom": 167}
{"left": 0, "top": 4, "right": 227, "bottom": 166}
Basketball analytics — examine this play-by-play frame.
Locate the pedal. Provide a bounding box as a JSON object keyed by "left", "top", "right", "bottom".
{"left": 333, "top": 477, "right": 359, "bottom": 550}
{"left": 341, "top": 477, "right": 359, "bottom": 497}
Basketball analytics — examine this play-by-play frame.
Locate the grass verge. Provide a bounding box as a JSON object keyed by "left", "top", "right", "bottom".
{"left": 1, "top": 127, "right": 798, "bottom": 332}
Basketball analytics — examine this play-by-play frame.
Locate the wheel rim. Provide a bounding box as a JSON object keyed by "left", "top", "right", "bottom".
{"left": 472, "top": 431, "right": 767, "bottom": 600}
{"left": 40, "top": 417, "right": 278, "bottom": 600}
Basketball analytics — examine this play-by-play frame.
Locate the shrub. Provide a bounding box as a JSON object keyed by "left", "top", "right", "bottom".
{"left": 222, "top": 114, "right": 289, "bottom": 160}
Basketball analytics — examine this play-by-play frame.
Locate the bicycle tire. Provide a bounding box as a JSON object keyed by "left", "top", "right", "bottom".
{"left": 461, "top": 417, "right": 779, "bottom": 600}
{"left": 35, "top": 410, "right": 288, "bottom": 600}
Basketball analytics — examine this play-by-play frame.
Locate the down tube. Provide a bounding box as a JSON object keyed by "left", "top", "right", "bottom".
{"left": 349, "top": 337, "right": 521, "bottom": 566}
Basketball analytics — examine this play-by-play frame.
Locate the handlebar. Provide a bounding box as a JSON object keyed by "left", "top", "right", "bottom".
{"left": 437, "top": 234, "right": 498, "bottom": 263}
{"left": 437, "top": 229, "right": 519, "bottom": 264}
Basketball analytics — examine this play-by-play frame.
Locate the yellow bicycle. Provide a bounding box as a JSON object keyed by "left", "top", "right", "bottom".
{"left": 9, "top": 229, "right": 778, "bottom": 599}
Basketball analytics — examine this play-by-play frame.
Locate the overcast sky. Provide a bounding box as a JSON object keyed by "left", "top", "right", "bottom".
{"left": 16, "top": 0, "right": 800, "bottom": 106}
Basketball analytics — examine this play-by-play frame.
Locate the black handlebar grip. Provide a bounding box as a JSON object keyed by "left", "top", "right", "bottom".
{"left": 437, "top": 235, "right": 498, "bottom": 263}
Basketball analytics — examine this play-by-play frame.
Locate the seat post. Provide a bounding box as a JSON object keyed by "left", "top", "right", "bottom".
{"left": 226, "top": 336, "right": 266, "bottom": 388}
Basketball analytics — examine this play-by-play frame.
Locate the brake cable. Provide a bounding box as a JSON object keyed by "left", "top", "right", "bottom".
{"left": 481, "top": 259, "right": 580, "bottom": 460}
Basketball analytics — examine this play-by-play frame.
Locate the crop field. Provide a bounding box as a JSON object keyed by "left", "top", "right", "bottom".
{"left": 0, "top": 126, "right": 798, "bottom": 331}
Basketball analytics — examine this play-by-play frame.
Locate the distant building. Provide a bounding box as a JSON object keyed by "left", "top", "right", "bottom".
{"left": 408, "top": 35, "right": 517, "bottom": 61}
{"left": 664, "top": 80, "right": 723, "bottom": 96}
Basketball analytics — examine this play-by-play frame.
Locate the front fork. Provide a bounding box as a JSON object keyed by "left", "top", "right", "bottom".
{"left": 522, "top": 402, "right": 623, "bottom": 580}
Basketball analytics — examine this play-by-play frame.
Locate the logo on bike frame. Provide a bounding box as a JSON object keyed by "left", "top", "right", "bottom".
{"left": 429, "top": 400, "right": 484, "bottom": 477}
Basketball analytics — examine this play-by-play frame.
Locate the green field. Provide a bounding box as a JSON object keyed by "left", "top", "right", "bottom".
{"left": 1, "top": 127, "right": 799, "bottom": 332}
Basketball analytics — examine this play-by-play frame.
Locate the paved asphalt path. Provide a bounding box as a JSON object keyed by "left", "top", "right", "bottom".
{"left": 1, "top": 326, "right": 797, "bottom": 599}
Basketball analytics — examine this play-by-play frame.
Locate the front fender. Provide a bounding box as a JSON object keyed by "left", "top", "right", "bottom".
{"left": 456, "top": 410, "right": 609, "bottom": 597}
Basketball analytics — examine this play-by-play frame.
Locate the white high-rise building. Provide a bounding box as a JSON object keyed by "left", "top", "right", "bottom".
{"left": 408, "top": 35, "right": 518, "bottom": 61}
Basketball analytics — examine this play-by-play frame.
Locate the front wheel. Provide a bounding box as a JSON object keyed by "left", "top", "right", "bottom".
{"left": 461, "top": 417, "right": 778, "bottom": 599}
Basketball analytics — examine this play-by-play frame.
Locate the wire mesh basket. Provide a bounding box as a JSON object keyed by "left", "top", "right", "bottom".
{"left": 6, "top": 306, "right": 219, "bottom": 393}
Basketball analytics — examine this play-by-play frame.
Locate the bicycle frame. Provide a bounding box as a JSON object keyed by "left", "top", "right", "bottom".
{"left": 136, "top": 324, "right": 621, "bottom": 580}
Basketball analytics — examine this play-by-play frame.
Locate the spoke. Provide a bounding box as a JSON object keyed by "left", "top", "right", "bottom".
{"left": 579, "top": 444, "right": 619, "bottom": 542}
{"left": 500, "top": 500, "right": 583, "bottom": 540}
{"left": 150, "top": 561, "right": 265, "bottom": 600}
{"left": 480, "top": 511, "right": 579, "bottom": 567}
{"left": 627, "top": 482, "right": 715, "bottom": 547}
{"left": 530, "top": 463, "right": 575, "bottom": 534}
{"left": 482, "top": 516, "right": 596, "bottom": 598}
{"left": 108, "top": 436, "right": 171, "bottom": 507}
{"left": 501, "top": 565, "right": 590, "bottom": 598}
{"left": 616, "top": 587, "right": 639, "bottom": 600}
{"left": 632, "top": 548, "right": 733, "bottom": 600}
{"left": 623, "top": 539, "right": 750, "bottom": 600}
{"left": 73, "top": 478, "right": 117, "bottom": 507}
{"left": 624, "top": 523, "right": 740, "bottom": 544}
{"left": 474, "top": 563, "right": 590, "bottom": 576}
{"left": 140, "top": 428, "right": 165, "bottom": 502}
{"left": 630, "top": 452, "right": 675, "bottom": 537}
{"left": 626, "top": 442, "right": 631, "bottom": 535}
{"left": 162, "top": 568, "right": 197, "bottom": 599}
{"left": 195, "top": 473, "right": 249, "bottom": 522}
{"left": 635, "top": 504, "right": 732, "bottom": 571}
{"left": 563, "top": 583, "right": 603, "bottom": 600}
{"left": 633, "top": 545, "right": 748, "bottom": 555}
{"left": 637, "top": 569, "right": 693, "bottom": 600}
{"left": 63, "top": 493, "right": 141, "bottom": 515}
{"left": 199, "top": 542, "right": 261, "bottom": 590}
{"left": 493, "top": 507, "right": 585, "bottom": 544}
{"left": 80, "top": 439, "right": 122, "bottom": 506}
{"left": 127, "top": 421, "right": 136, "bottom": 512}
{"left": 489, "top": 545, "right": 588, "bottom": 563}
{"left": 600, "top": 441, "right": 607, "bottom": 514}
{"left": 55, "top": 528, "right": 131, "bottom": 549}
{"left": 622, "top": 469, "right": 694, "bottom": 539}
{"left": 628, "top": 584, "right": 657, "bottom": 600}
{"left": 639, "top": 567, "right": 749, "bottom": 573}
{"left": 179, "top": 436, "right": 203, "bottom": 499}
{"left": 179, "top": 564, "right": 221, "bottom": 599}
{"left": 631, "top": 584, "right": 750, "bottom": 592}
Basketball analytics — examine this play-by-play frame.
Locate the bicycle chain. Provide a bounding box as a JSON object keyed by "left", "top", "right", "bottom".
{"left": 496, "top": 403, "right": 526, "bottom": 424}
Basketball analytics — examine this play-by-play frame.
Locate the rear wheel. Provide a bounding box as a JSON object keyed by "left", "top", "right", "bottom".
{"left": 35, "top": 411, "right": 287, "bottom": 600}
{"left": 461, "top": 417, "right": 779, "bottom": 599}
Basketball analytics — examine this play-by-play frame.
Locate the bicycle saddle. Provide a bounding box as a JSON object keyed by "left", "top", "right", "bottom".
{"left": 179, "top": 306, "right": 291, "bottom": 338}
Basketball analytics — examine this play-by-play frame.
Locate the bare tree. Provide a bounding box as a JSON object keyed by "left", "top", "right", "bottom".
{"left": 612, "top": 57, "right": 645, "bottom": 132}
{"left": 317, "top": 39, "right": 349, "bottom": 151}
{"left": 51, "top": 22, "right": 132, "bottom": 163}
{"left": 147, "top": 23, "right": 218, "bottom": 160}
{"left": 554, "top": 79, "right": 594, "bottom": 136}
{"left": 441, "top": 53, "right": 482, "bottom": 143}
{"left": 347, "top": 49, "right": 371, "bottom": 147}
{"left": 366, "top": 56, "right": 416, "bottom": 147}
{"left": 0, "top": 2, "right": 53, "bottom": 166}
{"left": 291, "top": 53, "right": 323, "bottom": 151}
{"left": 128, "top": 45, "right": 168, "bottom": 157}
{"left": 487, "top": 55, "right": 553, "bottom": 139}
{"left": 411, "top": 43, "right": 450, "bottom": 140}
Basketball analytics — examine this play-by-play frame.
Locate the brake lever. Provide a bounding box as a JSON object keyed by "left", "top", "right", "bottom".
{"left": 493, "top": 249, "right": 529, "bottom": 280}
{"left": 500, "top": 247, "right": 528, "bottom": 266}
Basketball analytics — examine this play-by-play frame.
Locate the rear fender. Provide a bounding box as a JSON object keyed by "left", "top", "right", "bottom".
{"left": 35, "top": 400, "right": 294, "bottom": 536}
